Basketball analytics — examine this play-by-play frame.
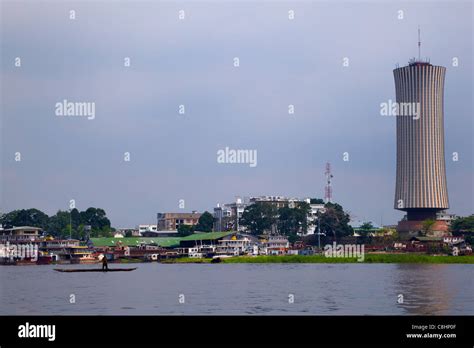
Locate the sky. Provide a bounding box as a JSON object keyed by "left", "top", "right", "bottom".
{"left": 1, "top": 0, "right": 473, "bottom": 228}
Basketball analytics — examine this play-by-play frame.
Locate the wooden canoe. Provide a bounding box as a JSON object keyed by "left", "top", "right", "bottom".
{"left": 54, "top": 267, "right": 137, "bottom": 273}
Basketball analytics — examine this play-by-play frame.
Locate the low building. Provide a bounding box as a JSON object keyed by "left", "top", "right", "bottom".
{"left": 350, "top": 221, "right": 382, "bottom": 234}
{"left": 38, "top": 239, "right": 94, "bottom": 263}
{"left": 138, "top": 224, "right": 158, "bottom": 235}
{"left": 41, "top": 239, "right": 80, "bottom": 249}
{"left": 187, "top": 247, "right": 203, "bottom": 258}
{"left": 408, "top": 236, "right": 454, "bottom": 253}
{"left": 443, "top": 236, "right": 464, "bottom": 244}
{"left": 451, "top": 241, "right": 472, "bottom": 256}
{"left": 216, "top": 234, "right": 254, "bottom": 256}
{"left": 262, "top": 235, "right": 290, "bottom": 255}
{"left": 436, "top": 210, "right": 457, "bottom": 224}
{"left": 410, "top": 236, "right": 444, "bottom": 244}
{"left": 178, "top": 231, "right": 234, "bottom": 248}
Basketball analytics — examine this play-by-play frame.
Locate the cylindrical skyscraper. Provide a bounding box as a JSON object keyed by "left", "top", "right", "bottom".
{"left": 393, "top": 60, "right": 449, "bottom": 232}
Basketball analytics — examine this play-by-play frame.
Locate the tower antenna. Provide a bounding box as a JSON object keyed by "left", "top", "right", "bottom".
{"left": 324, "top": 162, "right": 333, "bottom": 203}
{"left": 418, "top": 26, "right": 421, "bottom": 60}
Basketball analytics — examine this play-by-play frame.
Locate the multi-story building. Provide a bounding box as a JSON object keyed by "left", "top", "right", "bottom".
{"left": 213, "top": 198, "right": 248, "bottom": 232}
{"left": 305, "top": 202, "right": 326, "bottom": 235}
{"left": 157, "top": 212, "right": 201, "bottom": 231}
{"left": 213, "top": 204, "right": 233, "bottom": 232}
{"left": 393, "top": 55, "right": 450, "bottom": 234}
{"left": 0, "top": 226, "right": 42, "bottom": 243}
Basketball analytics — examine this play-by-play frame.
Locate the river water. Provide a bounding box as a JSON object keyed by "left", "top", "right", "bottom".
{"left": 1, "top": 263, "right": 472, "bottom": 315}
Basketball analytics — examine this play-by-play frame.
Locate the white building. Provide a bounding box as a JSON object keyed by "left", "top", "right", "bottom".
{"left": 304, "top": 200, "right": 326, "bottom": 235}
{"left": 187, "top": 247, "right": 203, "bottom": 258}
{"left": 137, "top": 224, "right": 158, "bottom": 235}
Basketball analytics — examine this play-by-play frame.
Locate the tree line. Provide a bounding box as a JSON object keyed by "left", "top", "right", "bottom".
{"left": 0, "top": 208, "right": 113, "bottom": 239}
{"left": 239, "top": 199, "right": 353, "bottom": 243}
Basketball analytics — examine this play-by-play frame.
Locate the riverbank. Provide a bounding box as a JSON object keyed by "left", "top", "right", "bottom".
{"left": 161, "top": 254, "right": 474, "bottom": 264}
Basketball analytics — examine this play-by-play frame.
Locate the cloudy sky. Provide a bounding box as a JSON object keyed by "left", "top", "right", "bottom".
{"left": 1, "top": 0, "right": 472, "bottom": 227}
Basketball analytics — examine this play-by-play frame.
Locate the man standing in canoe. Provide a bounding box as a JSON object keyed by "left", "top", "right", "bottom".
{"left": 101, "top": 254, "right": 108, "bottom": 271}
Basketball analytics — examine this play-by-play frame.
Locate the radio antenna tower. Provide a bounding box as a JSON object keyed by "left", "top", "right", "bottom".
{"left": 324, "top": 162, "right": 333, "bottom": 203}
{"left": 418, "top": 26, "right": 421, "bottom": 60}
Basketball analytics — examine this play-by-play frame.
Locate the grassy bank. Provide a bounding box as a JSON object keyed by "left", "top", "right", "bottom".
{"left": 161, "top": 257, "right": 212, "bottom": 264}
{"left": 160, "top": 254, "right": 474, "bottom": 264}
{"left": 221, "top": 254, "right": 474, "bottom": 264}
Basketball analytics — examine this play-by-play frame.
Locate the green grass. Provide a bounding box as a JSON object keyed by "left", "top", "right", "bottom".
{"left": 218, "top": 253, "right": 474, "bottom": 264}
{"left": 161, "top": 257, "right": 212, "bottom": 264}
{"left": 158, "top": 254, "right": 474, "bottom": 264}
{"left": 117, "top": 258, "right": 143, "bottom": 263}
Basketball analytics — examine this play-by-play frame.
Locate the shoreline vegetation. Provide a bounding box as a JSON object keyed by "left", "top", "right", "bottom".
{"left": 158, "top": 254, "right": 474, "bottom": 264}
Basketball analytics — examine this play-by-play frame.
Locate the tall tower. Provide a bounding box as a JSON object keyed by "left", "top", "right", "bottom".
{"left": 324, "top": 162, "right": 333, "bottom": 203}
{"left": 393, "top": 35, "right": 449, "bottom": 234}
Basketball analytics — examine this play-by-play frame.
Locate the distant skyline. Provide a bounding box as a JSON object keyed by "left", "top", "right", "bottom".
{"left": 1, "top": 0, "right": 472, "bottom": 227}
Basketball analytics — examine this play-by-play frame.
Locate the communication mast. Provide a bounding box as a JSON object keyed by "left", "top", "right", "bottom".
{"left": 324, "top": 162, "right": 333, "bottom": 203}
{"left": 418, "top": 26, "right": 421, "bottom": 60}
